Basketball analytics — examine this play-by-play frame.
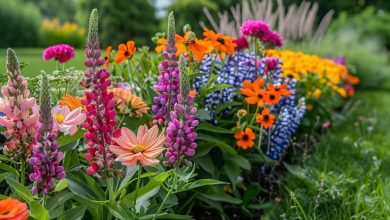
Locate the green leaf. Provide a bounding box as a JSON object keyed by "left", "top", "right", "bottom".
{"left": 30, "top": 201, "right": 49, "bottom": 220}
{"left": 197, "top": 133, "right": 236, "bottom": 155}
{"left": 232, "top": 155, "right": 251, "bottom": 170}
{"left": 46, "top": 191, "right": 74, "bottom": 212}
{"left": 58, "top": 206, "right": 86, "bottom": 220}
{"left": 140, "top": 213, "right": 193, "bottom": 220}
{"left": 58, "top": 130, "right": 85, "bottom": 150}
{"left": 247, "top": 202, "right": 273, "bottom": 210}
{"left": 223, "top": 160, "right": 240, "bottom": 189}
{"left": 54, "top": 179, "right": 68, "bottom": 192}
{"left": 243, "top": 183, "right": 262, "bottom": 205}
{"left": 283, "top": 163, "right": 307, "bottom": 179}
{"left": 196, "top": 155, "right": 215, "bottom": 176}
{"left": 66, "top": 172, "right": 106, "bottom": 202}
{"left": 179, "top": 179, "right": 226, "bottom": 192}
{"left": 199, "top": 188, "right": 242, "bottom": 204}
{"left": 0, "top": 163, "right": 19, "bottom": 176}
{"left": 210, "top": 84, "right": 233, "bottom": 91}
{"left": 197, "top": 122, "right": 233, "bottom": 134}
{"left": 194, "top": 143, "right": 215, "bottom": 157}
{"left": 246, "top": 153, "right": 277, "bottom": 165}
{"left": 106, "top": 203, "right": 134, "bottom": 220}
{"left": 5, "top": 177, "right": 33, "bottom": 203}
{"left": 63, "top": 149, "right": 80, "bottom": 171}
{"left": 215, "top": 101, "right": 242, "bottom": 115}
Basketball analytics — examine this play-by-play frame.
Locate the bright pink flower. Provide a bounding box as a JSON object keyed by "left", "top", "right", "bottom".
{"left": 240, "top": 20, "right": 271, "bottom": 37}
{"left": 43, "top": 44, "right": 75, "bottom": 63}
{"left": 52, "top": 106, "right": 86, "bottom": 136}
{"left": 233, "top": 37, "right": 249, "bottom": 51}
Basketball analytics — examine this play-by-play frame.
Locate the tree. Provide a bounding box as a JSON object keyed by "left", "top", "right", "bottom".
{"left": 100, "top": 0, "right": 158, "bottom": 47}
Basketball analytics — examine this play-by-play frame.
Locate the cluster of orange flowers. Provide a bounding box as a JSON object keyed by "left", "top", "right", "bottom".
{"left": 109, "top": 88, "right": 149, "bottom": 117}
{"left": 104, "top": 41, "right": 137, "bottom": 68}
{"left": 0, "top": 198, "right": 29, "bottom": 220}
{"left": 155, "top": 29, "right": 237, "bottom": 62}
{"left": 234, "top": 78, "right": 293, "bottom": 149}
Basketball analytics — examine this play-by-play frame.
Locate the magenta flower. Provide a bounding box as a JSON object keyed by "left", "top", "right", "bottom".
{"left": 261, "top": 31, "right": 283, "bottom": 48}
{"left": 233, "top": 37, "right": 249, "bottom": 51}
{"left": 240, "top": 20, "right": 271, "bottom": 37}
{"left": 43, "top": 44, "right": 75, "bottom": 63}
{"left": 81, "top": 9, "right": 118, "bottom": 178}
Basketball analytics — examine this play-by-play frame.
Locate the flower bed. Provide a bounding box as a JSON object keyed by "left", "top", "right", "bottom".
{"left": 0, "top": 9, "right": 358, "bottom": 219}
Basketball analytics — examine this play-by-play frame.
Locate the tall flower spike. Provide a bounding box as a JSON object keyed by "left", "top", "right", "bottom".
{"left": 0, "top": 49, "right": 39, "bottom": 160}
{"left": 81, "top": 9, "right": 118, "bottom": 177}
{"left": 164, "top": 55, "right": 199, "bottom": 167}
{"left": 152, "top": 11, "right": 180, "bottom": 126}
{"left": 29, "top": 72, "right": 65, "bottom": 195}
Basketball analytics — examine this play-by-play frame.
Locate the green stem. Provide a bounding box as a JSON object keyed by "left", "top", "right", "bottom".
{"left": 134, "top": 163, "right": 142, "bottom": 207}
{"left": 206, "top": 54, "right": 218, "bottom": 86}
{"left": 153, "top": 191, "right": 171, "bottom": 220}
{"left": 42, "top": 194, "right": 47, "bottom": 207}
{"left": 249, "top": 106, "right": 260, "bottom": 126}
{"left": 258, "top": 127, "right": 263, "bottom": 152}
{"left": 20, "top": 159, "right": 25, "bottom": 185}
{"left": 107, "top": 177, "right": 114, "bottom": 204}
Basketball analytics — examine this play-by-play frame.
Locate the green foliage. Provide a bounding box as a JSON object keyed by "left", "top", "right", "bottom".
{"left": 167, "top": 0, "right": 219, "bottom": 35}
{"left": 38, "top": 19, "right": 86, "bottom": 48}
{"left": 100, "top": 0, "right": 158, "bottom": 47}
{"left": 0, "top": 0, "right": 41, "bottom": 47}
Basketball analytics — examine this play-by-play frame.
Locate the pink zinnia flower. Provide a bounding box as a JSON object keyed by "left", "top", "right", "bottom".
{"left": 52, "top": 106, "right": 85, "bottom": 136}
{"left": 109, "top": 125, "right": 165, "bottom": 167}
{"left": 43, "top": 44, "right": 75, "bottom": 63}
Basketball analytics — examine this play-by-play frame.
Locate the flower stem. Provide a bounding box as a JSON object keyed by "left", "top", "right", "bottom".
{"left": 134, "top": 163, "right": 142, "bottom": 207}
{"left": 20, "top": 159, "right": 25, "bottom": 185}
{"left": 249, "top": 106, "right": 260, "bottom": 126}
{"left": 153, "top": 190, "right": 171, "bottom": 220}
{"left": 107, "top": 177, "right": 114, "bottom": 204}
{"left": 258, "top": 127, "right": 263, "bottom": 152}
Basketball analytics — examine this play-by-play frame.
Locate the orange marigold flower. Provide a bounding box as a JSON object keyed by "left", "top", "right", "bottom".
{"left": 0, "top": 198, "right": 29, "bottom": 220}
{"left": 256, "top": 108, "right": 275, "bottom": 128}
{"left": 115, "top": 41, "right": 136, "bottom": 63}
{"left": 264, "top": 90, "right": 281, "bottom": 105}
{"left": 267, "top": 83, "right": 292, "bottom": 97}
{"left": 184, "top": 31, "right": 213, "bottom": 62}
{"left": 110, "top": 88, "right": 149, "bottom": 117}
{"left": 234, "top": 127, "right": 255, "bottom": 150}
{"left": 240, "top": 78, "right": 266, "bottom": 107}
{"left": 59, "top": 95, "right": 85, "bottom": 111}
{"left": 104, "top": 46, "right": 112, "bottom": 68}
{"left": 203, "top": 29, "right": 236, "bottom": 58}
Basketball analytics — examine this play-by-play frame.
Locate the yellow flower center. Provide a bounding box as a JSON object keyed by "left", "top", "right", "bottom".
{"left": 53, "top": 114, "right": 64, "bottom": 124}
{"left": 132, "top": 144, "right": 145, "bottom": 153}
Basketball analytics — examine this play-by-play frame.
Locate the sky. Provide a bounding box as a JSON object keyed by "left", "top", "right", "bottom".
{"left": 153, "top": 0, "right": 174, "bottom": 18}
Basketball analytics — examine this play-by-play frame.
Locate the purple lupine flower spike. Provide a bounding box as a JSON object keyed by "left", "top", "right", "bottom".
{"left": 29, "top": 72, "right": 65, "bottom": 195}
{"left": 164, "top": 55, "right": 199, "bottom": 167}
{"left": 152, "top": 12, "right": 180, "bottom": 126}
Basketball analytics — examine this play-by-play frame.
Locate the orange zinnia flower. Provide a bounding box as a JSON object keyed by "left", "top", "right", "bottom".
{"left": 109, "top": 125, "right": 165, "bottom": 167}
{"left": 110, "top": 88, "right": 149, "bottom": 117}
{"left": 59, "top": 95, "right": 85, "bottom": 111}
{"left": 256, "top": 108, "right": 275, "bottom": 128}
{"left": 115, "top": 41, "right": 136, "bottom": 63}
{"left": 0, "top": 198, "right": 29, "bottom": 220}
{"left": 203, "top": 29, "right": 236, "bottom": 58}
{"left": 267, "top": 84, "right": 292, "bottom": 97}
{"left": 240, "top": 78, "right": 266, "bottom": 107}
{"left": 264, "top": 90, "right": 281, "bottom": 105}
{"left": 234, "top": 127, "right": 255, "bottom": 150}
{"left": 104, "top": 46, "right": 112, "bottom": 68}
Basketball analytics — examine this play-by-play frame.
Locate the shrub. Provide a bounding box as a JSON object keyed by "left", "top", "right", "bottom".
{"left": 0, "top": 0, "right": 41, "bottom": 47}
{"left": 39, "top": 18, "right": 86, "bottom": 48}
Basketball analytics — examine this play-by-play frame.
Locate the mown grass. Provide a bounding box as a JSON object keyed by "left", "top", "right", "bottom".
{"left": 0, "top": 48, "right": 85, "bottom": 77}
{"left": 265, "top": 90, "right": 390, "bottom": 219}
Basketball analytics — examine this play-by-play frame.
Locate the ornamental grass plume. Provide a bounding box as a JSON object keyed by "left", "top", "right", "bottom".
{"left": 164, "top": 56, "right": 199, "bottom": 167}
{"left": 0, "top": 198, "right": 29, "bottom": 220}
{"left": 29, "top": 73, "right": 65, "bottom": 195}
{"left": 152, "top": 12, "right": 180, "bottom": 126}
{"left": 0, "top": 49, "right": 39, "bottom": 159}
{"left": 80, "top": 9, "right": 118, "bottom": 177}
{"left": 43, "top": 44, "right": 75, "bottom": 63}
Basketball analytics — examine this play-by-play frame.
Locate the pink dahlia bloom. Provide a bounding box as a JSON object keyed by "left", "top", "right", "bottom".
{"left": 43, "top": 44, "right": 75, "bottom": 63}
{"left": 52, "top": 105, "right": 85, "bottom": 135}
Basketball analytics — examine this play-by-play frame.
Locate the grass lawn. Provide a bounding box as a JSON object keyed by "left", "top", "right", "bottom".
{"left": 0, "top": 48, "right": 85, "bottom": 77}
{"left": 266, "top": 89, "right": 390, "bottom": 219}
